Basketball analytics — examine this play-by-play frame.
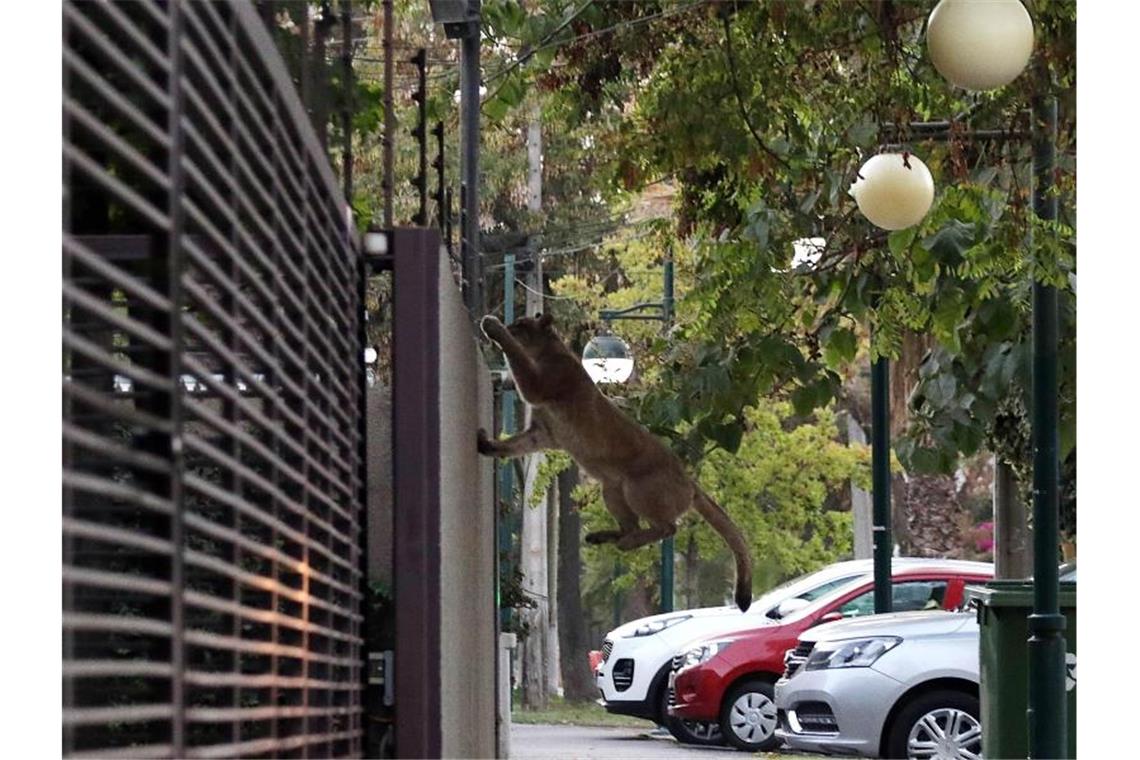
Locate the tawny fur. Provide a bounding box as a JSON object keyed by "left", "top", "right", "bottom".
{"left": 477, "top": 313, "right": 753, "bottom": 612}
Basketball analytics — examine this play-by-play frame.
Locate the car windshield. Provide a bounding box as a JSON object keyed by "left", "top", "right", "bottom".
{"left": 777, "top": 575, "right": 873, "bottom": 623}
{"left": 755, "top": 570, "right": 866, "bottom": 619}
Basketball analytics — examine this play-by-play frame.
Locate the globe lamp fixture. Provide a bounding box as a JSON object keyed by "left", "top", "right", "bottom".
{"left": 926, "top": 0, "right": 1034, "bottom": 91}
{"left": 363, "top": 229, "right": 388, "bottom": 256}
{"left": 582, "top": 333, "right": 634, "bottom": 384}
{"left": 849, "top": 152, "right": 935, "bottom": 231}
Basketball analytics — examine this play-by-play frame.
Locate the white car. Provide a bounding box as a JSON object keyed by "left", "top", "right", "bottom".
{"left": 775, "top": 611, "right": 981, "bottom": 758}
{"left": 595, "top": 559, "right": 941, "bottom": 741}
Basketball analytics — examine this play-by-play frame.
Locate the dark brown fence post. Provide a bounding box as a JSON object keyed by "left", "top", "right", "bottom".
{"left": 392, "top": 228, "right": 443, "bottom": 758}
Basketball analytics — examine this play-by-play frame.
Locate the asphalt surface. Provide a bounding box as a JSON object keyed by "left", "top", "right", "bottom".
{"left": 510, "top": 724, "right": 770, "bottom": 759}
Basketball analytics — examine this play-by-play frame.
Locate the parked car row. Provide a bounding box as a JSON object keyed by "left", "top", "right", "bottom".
{"left": 592, "top": 557, "right": 1017, "bottom": 758}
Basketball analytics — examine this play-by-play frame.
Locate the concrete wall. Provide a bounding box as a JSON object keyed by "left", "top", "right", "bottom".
{"left": 437, "top": 248, "right": 497, "bottom": 758}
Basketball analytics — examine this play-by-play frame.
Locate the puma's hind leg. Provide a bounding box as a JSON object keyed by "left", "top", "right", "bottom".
{"left": 584, "top": 481, "right": 640, "bottom": 545}
{"left": 611, "top": 475, "right": 689, "bottom": 550}
{"left": 615, "top": 522, "right": 677, "bottom": 551}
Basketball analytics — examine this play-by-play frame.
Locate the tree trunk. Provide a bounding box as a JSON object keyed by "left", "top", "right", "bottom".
{"left": 518, "top": 254, "right": 549, "bottom": 709}
{"left": 622, "top": 578, "right": 656, "bottom": 621}
{"left": 557, "top": 464, "right": 594, "bottom": 701}
{"left": 519, "top": 447, "right": 548, "bottom": 709}
{"left": 994, "top": 458, "right": 1032, "bottom": 578}
{"left": 683, "top": 533, "right": 699, "bottom": 609}
{"left": 546, "top": 482, "right": 561, "bottom": 698}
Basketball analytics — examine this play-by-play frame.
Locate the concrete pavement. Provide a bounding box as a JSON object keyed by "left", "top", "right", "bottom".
{"left": 511, "top": 723, "right": 807, "bottom": 759}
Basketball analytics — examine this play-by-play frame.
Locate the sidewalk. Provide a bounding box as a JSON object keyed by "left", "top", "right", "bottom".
{"left": 511, "top": 723, "right": 825, "bottom": 759}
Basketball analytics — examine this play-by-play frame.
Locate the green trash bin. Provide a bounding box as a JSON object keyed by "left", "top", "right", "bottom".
{"left": 964, "top": 581, "right": 1077, "bottom": 759}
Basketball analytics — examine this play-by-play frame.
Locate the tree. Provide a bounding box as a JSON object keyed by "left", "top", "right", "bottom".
{"left": 482, "top": 0, "right": 1076, "bottom": 536}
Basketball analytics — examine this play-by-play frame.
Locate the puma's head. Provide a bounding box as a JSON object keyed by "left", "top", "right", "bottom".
{"left": 506, "top": 313, "right": 561, "bottom": 355}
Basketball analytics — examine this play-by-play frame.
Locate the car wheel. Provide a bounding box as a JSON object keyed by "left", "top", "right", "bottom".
{"left": 718, "top": 678, "right": 780, "bottom": 752}
{"left": 886, "top": 689, "right": 982, "bottom": 760}
{"left": 658, "top": 680, "right": 723, "bottom": 746}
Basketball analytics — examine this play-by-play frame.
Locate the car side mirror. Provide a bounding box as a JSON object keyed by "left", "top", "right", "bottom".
{"left": 811, "top": 611, "right": 843, "bottom": 627}
{"left": 774, "top": 597, "right": 811, "bottom": 619}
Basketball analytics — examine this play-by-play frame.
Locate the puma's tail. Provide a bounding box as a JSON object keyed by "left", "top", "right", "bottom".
{"left": 692, "top": 488, "right": 753, "bottom": 612}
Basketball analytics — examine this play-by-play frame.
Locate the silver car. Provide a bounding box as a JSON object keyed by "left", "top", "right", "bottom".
{"left": 775, "top": 611, "right": 981, "bottom": 759}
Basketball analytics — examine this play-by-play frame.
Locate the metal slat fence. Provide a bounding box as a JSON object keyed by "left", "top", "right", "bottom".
{"left": 63, "top": 2, "right": 365, "bottom": 756}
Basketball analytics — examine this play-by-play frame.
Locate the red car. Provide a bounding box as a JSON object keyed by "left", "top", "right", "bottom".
{"left": 667, "top": 560, "right": 993, "bottom": 752}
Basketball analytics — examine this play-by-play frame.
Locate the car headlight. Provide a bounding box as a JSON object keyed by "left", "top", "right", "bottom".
{"left": 681, "top": 639, "right": 736, "bottom": 669}
{"left": 627, "top": 615, "right": 692, "bottom": 637}
{"left": 804, "top": 637, "right": 901, "bottom": 670}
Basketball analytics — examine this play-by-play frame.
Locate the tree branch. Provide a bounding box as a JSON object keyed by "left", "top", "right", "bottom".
{"left": 720, "top": 12, "right": 791, "bottom": 170}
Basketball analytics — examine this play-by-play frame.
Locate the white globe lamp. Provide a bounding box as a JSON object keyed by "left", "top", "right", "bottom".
{"left": 849, "top": 153, "right": 935, "bottom": 231}
{"left": 926, "top": 0, "right": 1034, "bottom": 91}
{"left": 582, "top": 333, "right": 634, "bottom": 384}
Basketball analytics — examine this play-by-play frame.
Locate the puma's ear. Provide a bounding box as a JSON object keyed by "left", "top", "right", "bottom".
{"left": 539, "top": 312, "right": 554, "bottom": 329}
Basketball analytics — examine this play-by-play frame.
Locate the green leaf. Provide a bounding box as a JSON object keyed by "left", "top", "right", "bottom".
{"left": 823, "top": 327, "right": 857, "bottom": 368}
{"left": 888, "top": 227, "right": 917, "bottom": 259}
{"left": 483, "top": 96, "right": 510, "bottom": 122}
{"left": 978, "top": 298, "right": 1017, "bottom": 341}
{"left": 499, "top": 76, "right": 527, "bottom": 108}
{"left": 709, "top": 420, "right": 745, "bottom": 453}
{"left": 922, "top": 220, "right": 977, "bottom": 265}
{"left": 791, "top": 385, "right": 817, "bottom": 417}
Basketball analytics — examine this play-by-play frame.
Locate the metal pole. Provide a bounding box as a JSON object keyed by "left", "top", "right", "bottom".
{"left": 433, "top": 121, "right": 445, "bottom": 229}
{"left": 660, "top": 248, "right": 675, "bottom": 613}
{"left": 871, "top": 355, "right": 892, "bottom": 614}
{"left": 411, "top": 48, "right": 428, "bottom": 225}
{"left": 341, "top": 0, "right": 353, "bottom": 201}
{"left": 1027, "top": 94, "right": 1066, "bottom": 760}
{"left": 499, "top": 253, "right": 517, "bottom": 628}
{"left": 460, "top": 9, "right": 482, "bottom": 313}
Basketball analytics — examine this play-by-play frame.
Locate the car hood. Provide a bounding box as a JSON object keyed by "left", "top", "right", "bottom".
{"left": 800, "top": 610, "right": 975, "bottom": 643}
{"left": 608, "top": 604, "right": 768, "bottom": 639}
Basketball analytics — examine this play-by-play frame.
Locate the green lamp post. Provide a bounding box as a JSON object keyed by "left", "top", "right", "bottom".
{"left": 593, "top": 249, "right": 676, "bottom": 613}
{"left": 924, "top": 2, "right": 1065, "bottom": 756}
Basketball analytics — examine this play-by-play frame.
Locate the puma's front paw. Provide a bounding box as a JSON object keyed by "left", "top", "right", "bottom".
{"left": 480, "top": 315, "right": 506, "bottom": 343}
{"left": 476, "top": 427, "right": 496, "bottom": 455}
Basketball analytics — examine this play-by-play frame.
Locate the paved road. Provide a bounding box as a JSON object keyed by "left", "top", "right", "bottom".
{"left": 511, "top": 724, "right": 811, "bottom": 759}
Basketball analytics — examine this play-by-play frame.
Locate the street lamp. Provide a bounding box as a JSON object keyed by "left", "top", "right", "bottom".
{"left": 849, "top": 152, "right": 935, "bottom": 231}
{"left": 925, "top": 4, "right": 1065, "bottom": 757}
{"left": 926, "top": 0, "right": 1034, "bottom": 91}
{"left": 582, "top": 332, "right": 635, "bottom": 384}
{"left": 847, "top": 150, "right": 936, "bottom": 617}
{"left": 363, "top": 228, "right": 389, "bottom": 256}
{"left": 596, "top": 248, "right": 677, "bottom": 613}
{"left": 880, "top": 5, "right": 1065, "bottom": 756}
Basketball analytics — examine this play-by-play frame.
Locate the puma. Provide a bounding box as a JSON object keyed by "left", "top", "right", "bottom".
{"left": 477, "top": 313, "right": 753, "bottom": 612}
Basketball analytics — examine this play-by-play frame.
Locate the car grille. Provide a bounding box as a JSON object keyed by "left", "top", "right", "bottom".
{"left": 671, "top": 652, "right": 685, "bottom": 672}
{"left": 601, "top": 639, "right": 613, "bottom": 663}
{"left": 612, "top": 658, "right": 635, "bottom": 691}
{"left": 793, "top": 701, "right": 838, "bottom": 734}
{"left": 783, "top": 641, "right": 815, "bottom": 679}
